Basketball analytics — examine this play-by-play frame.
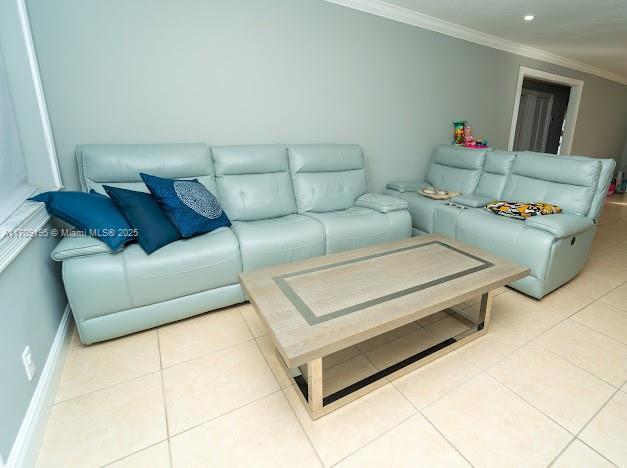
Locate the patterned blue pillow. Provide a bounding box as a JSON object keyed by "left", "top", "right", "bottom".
{"left": 140, "top": 173, "right": 231, "bottom": 237}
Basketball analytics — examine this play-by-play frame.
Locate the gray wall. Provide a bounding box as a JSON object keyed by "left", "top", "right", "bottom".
{"left": 0, "top": 230, "right": 66, "bottom": 457}
{"left": 0, "top": 1, "right": 67, "bottom": 459}
{"left": 25, "top": 0, "right": 627, "bottom": 192}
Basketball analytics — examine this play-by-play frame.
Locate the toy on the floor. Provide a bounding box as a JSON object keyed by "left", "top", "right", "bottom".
{"left": 452, "top": 120, "right": 488, "bottom": 148}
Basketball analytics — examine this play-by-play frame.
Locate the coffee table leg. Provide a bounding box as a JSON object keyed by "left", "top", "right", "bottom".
{"left": 477, "top": 291, "right": 494, "bottom": 330}
{"left": 307, "top": 358, "right": 323, "bottom": 417}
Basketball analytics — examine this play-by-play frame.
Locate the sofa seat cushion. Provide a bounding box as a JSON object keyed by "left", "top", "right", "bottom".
{"left": 450, "top": 193, "right": 493, "bottom": 208}
{"left": 355, "top": 193, "right": 408, "bottom": 213}
{"left": 384, "top": 190, "right": 446, "bottom": 233}
{"left": 525, "top": 213, "right": 594, "bottom": 238}
{"left": 123, "top": 227, "right": 241, "bottom": 306}
{"left": 455, "top": 209, "right": 555, "bottom": 279}
{"left": 305, "top": 207, "right": 394, "bottom": 253}
{"left": 231, "top": 215, "right": 325, "bottom": 271}
{"left": 62, "top": 227, "right": 242, "bottom": 320}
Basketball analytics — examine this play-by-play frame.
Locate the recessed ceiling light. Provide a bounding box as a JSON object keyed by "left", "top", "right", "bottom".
{"left": 524, "top": 15, "right": 534, "bottom": 21}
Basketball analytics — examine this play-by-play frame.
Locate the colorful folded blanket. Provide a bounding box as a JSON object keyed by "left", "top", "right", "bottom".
{"left": 486, "top": 201, "right": 562, "bottom": 220}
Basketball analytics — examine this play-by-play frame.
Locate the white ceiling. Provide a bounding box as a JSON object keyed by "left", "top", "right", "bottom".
{"left": 353, "top": 0, "right": 627, "bottom": 84}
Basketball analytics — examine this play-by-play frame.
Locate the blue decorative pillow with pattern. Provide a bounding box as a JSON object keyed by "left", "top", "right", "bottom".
{"left": 140, "top": 173, "right": 231, "bottom": 237}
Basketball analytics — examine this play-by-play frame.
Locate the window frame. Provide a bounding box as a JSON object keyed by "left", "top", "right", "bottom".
{"left": 0, "top": 0, "right": 62, "bottom": 274}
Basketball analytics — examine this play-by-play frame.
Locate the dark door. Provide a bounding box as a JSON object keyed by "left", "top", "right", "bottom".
{"left": 513, "top": 78, "right": 571, "bottom": 154}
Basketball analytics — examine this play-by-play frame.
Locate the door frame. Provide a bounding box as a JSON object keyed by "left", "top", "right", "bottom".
{"left": 508, "top": 66, "right": 584, "bottom": 155}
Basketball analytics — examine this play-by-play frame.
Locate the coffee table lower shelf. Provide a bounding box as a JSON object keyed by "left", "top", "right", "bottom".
{"left": 276, "top": 291, "right": 494, "bottom": 420}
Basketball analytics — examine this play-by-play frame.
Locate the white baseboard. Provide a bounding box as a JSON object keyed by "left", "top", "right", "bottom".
{"left": 6, "top": 305, "right": 71, "bottom": 468}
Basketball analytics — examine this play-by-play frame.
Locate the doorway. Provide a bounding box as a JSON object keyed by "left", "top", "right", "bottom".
{"left": 508, "top": 67, "right": 584, "bottom": 155}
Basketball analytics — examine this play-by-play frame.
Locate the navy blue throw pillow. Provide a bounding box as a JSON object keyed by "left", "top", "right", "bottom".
{"left": 103, "top": 185, "right": 181, "bottom": 254}
{"left": 140, "top": 173, "right": 231, "bottom": 237}
{"left": 30, "top": 190, "right": 134, "bottom": 250}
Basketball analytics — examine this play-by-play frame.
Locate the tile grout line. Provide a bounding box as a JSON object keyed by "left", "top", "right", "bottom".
{"left": 485, "top": 366, "right": 604, "bottom": 437}
{"left": 440, "top": 373, "right": 576, "bottom": 464}
{"left": 156, "top": 328, "right": 174, "bottom": 468}
{"left": 53, "top": 368, "right": 161, "bottom": 406}
{"left": 545, "top": 437, "right": 576, "bottom": 468}
{"left": 255, "top": 327, "right": 431, "bottom": 468}
{"left": 99, "top": 439, "right": 169, "bottom": 467}
{"left": 455, "top": 328, "right": 530, "bottom": 373}
{"left": 168, "top": 388, "right": 284, "bottom": 440}
{"left": 250, "top": 334, "right": 326, "bottom": 467}
{"left": 327, "top": 411, "right": 418, "bottom": 468}
{"left": 55, "top": 337, "right": 259, "bottom": 408}
{"left": 569, "top": 314, "right": 627, "bottom": 347}
{"left": 387, "top": 365, "right": 477, "bottom": 468}
{"left": 531, "top": 324, "right": 626, "bottom": 388}
{"left": 546, "top": 385, "right": 624, "bottom": 467}
{"left": 276, "top": 386, "right": 326, "bottom": 468}
{"left": 420, "top": 413, "right": 478, "bottom": 468}
{"left": 160, "top": 335, "right": 256, "bottom": 369}
{"left": 574, "top": 385, "right": 623, "bottom": 439}
{"left": 163, "top": 334, "right": 283, "bottom": 440}
{"left": 574, "top": 438, "right": 621, "bottom": 467}
{"left": 492, "top": 290, "right": 605, "bottom": 379}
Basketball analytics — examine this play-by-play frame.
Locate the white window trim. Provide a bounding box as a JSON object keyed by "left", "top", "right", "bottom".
{"left": 15, "top": 0, "right": 61, "bottom": 187}
{"left": 508, "top": 66, "right": 584, "bottom": 155}
{"left": 0, "top": 0, "right": 61, "bottom": 274}
{"left": 0, "top": 200, "right": 48, "bottom": 274}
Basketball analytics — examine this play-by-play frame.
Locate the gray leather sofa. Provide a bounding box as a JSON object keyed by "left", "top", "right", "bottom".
{"left": 53, "top": 143, "right": 412, "bottom": 344}
{"left": 385, "top": 145, "right": 615, "bottom": 299}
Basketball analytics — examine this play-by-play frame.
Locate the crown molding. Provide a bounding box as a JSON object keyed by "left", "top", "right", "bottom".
{"left": 325, "top": 0, "right": 627, "bottom": 86}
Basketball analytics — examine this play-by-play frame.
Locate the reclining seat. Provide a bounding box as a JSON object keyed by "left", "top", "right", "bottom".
{"left": 212, "top": 144, "right": 326, "bottom": 271}
{"left": 287, "top": 144, "right": 411, "bottom": 253}
{"left": 433, "top": 151, "right": 516, "bottom": 237}
{"left": 60, "top": 144, "right": 244, "bottom": 344}
{"left": 455, "top": 152, "right": 605, "bottom": 298}
{"left": 384, "top": 145, "right": 487, "bottom": 234}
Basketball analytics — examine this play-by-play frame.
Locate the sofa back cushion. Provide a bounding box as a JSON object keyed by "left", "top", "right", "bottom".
{"left": 425, "top": 145, "right": 486, "bottom": 194}
{"left": 524, "top": 152, "right": 615, "bottom": 221}
{"left": 502, "top": 152, "right": 600, "bottom": 216}
{"left": 475, "top": 151, "right": 516, "bottom": 200}
{"left": 212, "top": 144, "right": 296, "bottom": 221}
{"left": 77, "top": 143, "right": 215, "bottom": 194}
{"left": 287, "top": 144, "right": 368, "bottom": 213}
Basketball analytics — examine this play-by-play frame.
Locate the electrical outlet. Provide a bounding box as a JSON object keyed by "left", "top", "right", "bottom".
{"left": 22, "top": 346, "right": 36, "bottom": 382}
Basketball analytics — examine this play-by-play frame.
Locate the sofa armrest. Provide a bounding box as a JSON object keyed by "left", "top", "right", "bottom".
{"left": 385, "top": 181, "right": 429, "bottom": 193}
{"left": 356, "top": 193, "right": 408, "bottom": 213}
{"left": 524, "top": 214, "right": 594, "bottom": 238}
{"left": 450, "top": 194, "right": 493, "bottom": 208}
{"left": 51, "top": 234, "right": 120, "bottom": 261}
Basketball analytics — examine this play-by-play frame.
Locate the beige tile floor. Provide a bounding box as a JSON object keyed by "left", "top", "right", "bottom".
{"left": 37, "top": 195, "right": 627, "bottom": 467}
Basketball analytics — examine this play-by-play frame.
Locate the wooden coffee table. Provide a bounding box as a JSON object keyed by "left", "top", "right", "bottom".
{"left": 239, "top": 235, "right": 529, "bottom": 419}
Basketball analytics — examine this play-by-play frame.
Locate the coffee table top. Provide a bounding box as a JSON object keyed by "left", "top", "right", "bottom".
{"left": 239, "top": 235, "right": 529, "bottom": 368}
